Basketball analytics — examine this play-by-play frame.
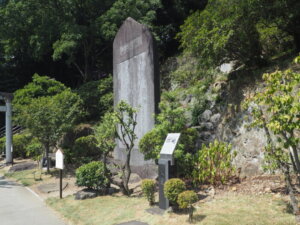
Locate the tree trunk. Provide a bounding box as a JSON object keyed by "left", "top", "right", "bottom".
{"left": 122, "top": 151, "right": 132, "bottom": 195}
{"left": 189, "top": 206, "right": 194, "bottom": 223}
{"left": 102, "top": 152, "right": 110, "bottom": 188}
{"left": 284, "top": 166, "right": 300, "bottom": 224}
{"left": 45, "top": 143, "right": 50, "bottom": 173}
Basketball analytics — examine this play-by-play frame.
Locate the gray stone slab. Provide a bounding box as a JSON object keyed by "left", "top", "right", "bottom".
{"left": 116, "top": 221, "right": 148, "bottom": 225}
{"left": 145, "top": 207, "right": 165, "bottom": 215}
{"left": 37, "top": 182, "right": 68, "bottom": 193}
{"left": 8, "top": 162, "right": 37, "bottom": 172}
{"left": 113, "top": 17, "right": 159, "bottom": 167}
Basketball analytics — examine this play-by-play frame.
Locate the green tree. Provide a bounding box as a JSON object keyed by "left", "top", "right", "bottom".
{"left": 94, "top": 112, "right": 116, "bottom": 173}
{"left": 13, "top": 74, "right": 66, "bottom": 107}
{"left": 250, "top": 0, "right": 300, "bottom": 52}
{"left": 0, "top": 0, "right": 162, "bottom": 83}
{"left": 114, "top": 101, "right": 138, "bottom": 195}
{"left": 76, "top": 76, "right": 113, "bottom": 121}
{"left": 244, "top": 59, "right": 300, "bottom": 223}
{"left": 178, "top": 0, "right": 265, "bottom": 68}
{"left": 15, "top": 82, "right": 83, "bottom": 172}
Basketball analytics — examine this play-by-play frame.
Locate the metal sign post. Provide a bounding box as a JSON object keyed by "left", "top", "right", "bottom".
{"left": 158, "top": 133, "right": 180, "bottom": 210}
{"left": 55, "top": 149, "right": 64, "bottom": 199}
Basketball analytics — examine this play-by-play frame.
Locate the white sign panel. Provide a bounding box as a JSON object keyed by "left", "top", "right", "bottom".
{"left": 55, "top": 149, "right": 64, "bottom": 170}
{"left": 160, "top": 133, "right": 181, "bottom": 155}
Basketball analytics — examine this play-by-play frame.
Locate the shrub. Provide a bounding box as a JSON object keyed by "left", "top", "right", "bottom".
{"left": 141, "top": 179, "right": 156, "bottom": 205}
{"left": 192, "top": 140, "right": 236, "bottom": 185}
{"left": 73, "top": 135, "right": 99, "bottom": 159}
{"left": 12, "top": 132, "right": 32, "bottom": 158}
{"left": 25, "top": 137, "right": 43, "bottom": 162}
{"left": 75, "top": 161, "right": 110, "bottom": 190}
{"left": 0, "top": 137, "right": 5, "bottom": 155}
{"left": 177, "top": 190, "right": 198, "bottom": 223}
{"left": 164, "top": 178, "right": 186, "bottom": 205}
{"left": 76, "top": 76, "right": 113, "bottom": 121}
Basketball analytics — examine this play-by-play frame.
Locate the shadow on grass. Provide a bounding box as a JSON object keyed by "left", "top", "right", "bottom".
{"left": 191, "top": 214, "right": 206, "bottom": 224}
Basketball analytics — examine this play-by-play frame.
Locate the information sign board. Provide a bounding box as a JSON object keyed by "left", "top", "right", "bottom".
{"left": 55, "top": 149, "right": 64, "bottom": 170}
{"left": 160, "top": 133, "right": 180, "bottom": 155}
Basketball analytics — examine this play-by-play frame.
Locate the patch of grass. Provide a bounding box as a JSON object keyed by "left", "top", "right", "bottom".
{"left": 46, "top": 193, "right": 296, "bottom": 225}
{"left": 4, "top": 169, "right": 50, "bottom": 186}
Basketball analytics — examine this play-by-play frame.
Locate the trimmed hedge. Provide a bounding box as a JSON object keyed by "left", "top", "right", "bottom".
{"left": 75, "top": 161, "right": 110, "bottom": 190}
{"left": 164, "top": 178, "right": 186, "bottom": 204}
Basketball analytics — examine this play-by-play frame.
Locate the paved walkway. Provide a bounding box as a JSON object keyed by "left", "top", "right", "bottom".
{"left": 0, "top": 176, "right": 66, "bottom": 225}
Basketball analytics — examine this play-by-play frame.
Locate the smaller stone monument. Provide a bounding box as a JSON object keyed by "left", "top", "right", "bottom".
{"left": 158, "top": 133, "right": 181, "bottom": 210}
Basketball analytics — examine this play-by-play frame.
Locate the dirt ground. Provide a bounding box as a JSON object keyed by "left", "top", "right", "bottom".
{"left": 0, "top": 158, "right": 291, "bottom": 202}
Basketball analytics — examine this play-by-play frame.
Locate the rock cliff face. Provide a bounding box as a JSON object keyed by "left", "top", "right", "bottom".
{"left": 194, "top": 107, "right": 267, "bottom": 177}
{"left": 188, "top": 72, "right": 270, "bottom": 177}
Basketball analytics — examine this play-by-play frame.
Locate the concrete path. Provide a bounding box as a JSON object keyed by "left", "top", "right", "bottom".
{"left": 0, "top": 176, "right": 66, "bottom": 225}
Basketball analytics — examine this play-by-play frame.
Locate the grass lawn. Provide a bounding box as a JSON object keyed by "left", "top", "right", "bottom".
{"left": 3, "top": 168, "right": 52, "bottom": 186}
{"left": 46, "top": 193, "right": 296, "bottom": 225}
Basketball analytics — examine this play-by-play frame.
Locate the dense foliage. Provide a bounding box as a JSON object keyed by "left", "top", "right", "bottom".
{"left": 178, "top": 0, "right": 300, "bottom": 69}
{"left": 76, "top": 76, "right": 113, "bottom": 121}
{"left": 141, "top": 179, "right": 156, "bottom": 205}
{"left": 178, "top": 0, "right": 264, "bottom": 68}
{"left": 139, "top": 91, "right": 198, "bottom": 177}
{"left": 13, "top": 75, "right": 83, "bottom": 172}
{"left": 192, "top": 140, "right": 236, "bottom": 185}
{"left": 76, "top": 161, "right": 110, "bottom": 190}
{"left": 94, "top": 112, "right": 116, "bottom": 172}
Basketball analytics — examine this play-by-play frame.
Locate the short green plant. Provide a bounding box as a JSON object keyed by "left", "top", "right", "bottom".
{"left": 141, "top": 179, "right": 156, "bottom": 205}
{"left": 177, "top": 190, "right": 198, "bottom": 223}
{"left": 193, "top": 140, "right": 236, "bottom": 185}
{"left": 75, "top": 161, "right": 110, "bottom": 190}
{"left": 164, "top": 178, "right": 186, "bottom": 205}
{"left": 73, "top": 135, "right": 100, "bottom": 163}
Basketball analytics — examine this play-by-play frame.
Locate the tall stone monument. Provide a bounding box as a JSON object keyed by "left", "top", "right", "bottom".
{"left": 113, "top": 17, "right": 159, "bottom": 166}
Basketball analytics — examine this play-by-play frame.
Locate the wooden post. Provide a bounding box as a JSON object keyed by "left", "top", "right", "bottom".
{"left": 59, "top": 169, "right": 62, "bottom": 199}
{"left": 55, "top": 149, "right": 64, "bottom": 199}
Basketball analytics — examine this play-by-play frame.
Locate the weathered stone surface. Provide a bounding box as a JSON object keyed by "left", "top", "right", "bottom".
{"left": 199, "top": 122, "right": 214, "bottom": 131}
{"left": 200, "top": 109, "right": 212, "bottom": 122}
{"left": 210, "top": 113, "right": 221, "bottom": 124}
{"left": 229, "top": 122, "right": 267, "bottom": 177}
{"left": 145, "top": 207, "right": 165, "bottom": 215}
{"left": 9, "top": 162, "right": 36, "bottom": 172}
{"left": 129, "top": 173, "right": 142, "bottom": 184}
{"left": 74, "top": 189, "right": 97, "bottom": 200}
{"left": 37, "top": 182, "right": 68, "bottom": 193}
{"left": 199, "top": 132, "right": 214, "bottom": 142}
{"left": 113, "top": 17, "right": 159, "bottom": 167}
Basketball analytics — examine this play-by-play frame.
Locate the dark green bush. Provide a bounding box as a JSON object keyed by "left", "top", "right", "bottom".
{"left": 25, "top": 137, "right": 43, "bottom": 162}
{"left": 73, "top": 135, "right": 99, "bottom": 158}
{"left": 164, "top": 178, "right": 186, "bottom": 204}
{"left": 0, "top": 137, "right": 5, "bottom": 155}
{"left": 13, "top": 132, "right": 32, "bottom": 158}
{"left": 76, "top": 76, "right": 113, "bottom": 121}
{"left": 75, "top": 161, "right": 110, "bottom": 190}
{"left": 177, "top": 190, "right": 198, "bottom": 223}
{"left": 141, "top": 179, "right": 156, "bottom": 205}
